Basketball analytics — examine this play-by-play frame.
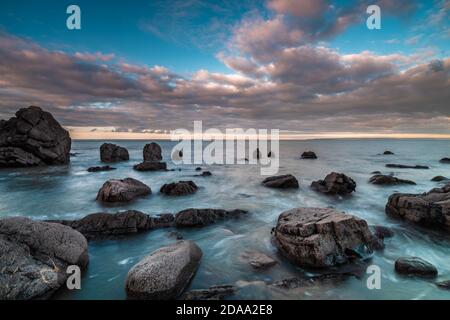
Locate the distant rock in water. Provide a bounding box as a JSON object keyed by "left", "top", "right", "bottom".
{"left": 96, "top": 178, "right": 151, "bottom": 202}
{"left": 175, "top": 208, "right": 248, "bottom": 227}
{"left": 181, "top": 285, "right": 236, "bottom": 300}
{"left": 143, "top": 142, "right": 162, "bottom": 162}
{"left": 369, "top": 174, "right": 416, "bottom": 185}
{"left": 383, "top": 151, "right": 394, "bottom": 155}
{"left": 160, "top": 181, "right": 198, "bottom": 196}
{"left": 395, "top": 257, "right": 438, "bottom": 278}
{"left": 311, "top": 172, "right": 356, "bottom": 195}
{"left": 195, "top": 167, "right": 202, "bottom": 171}
{"left": 440, "top": 158, "right": 450, "bottom": 164}
{"left": 100, "top": 143, "right": 129, "bottom": 162}
{"left": 262, "top": 174, "right": 299, "bottom": 189}
{"left": 301, "top": 151, "right": 317, "bottom": 159}
{"left": 371, "top": 171, "right": 382, "bottom": 174}
{"left": 197, "top": 171, "right": 212, "bottom": 177}
{"left": 431, "top": 176, "right": 448, "bottom": 182}
{"left": 436, "top": 280, "right": 450, "bottom": 290}
{"left": 386, "top": 164, "right": 429, "bottom": 169}
{"left": 133, "top": 161, "right": 167, "bottom": 171}
{"left": 87, "top": 165, "right": 116, "bottom": 172}
{"left": 0, "top": 106, "right": 71, "bottom": 167}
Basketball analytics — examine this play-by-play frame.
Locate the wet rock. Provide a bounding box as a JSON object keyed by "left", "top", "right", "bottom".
{"left": 199, "top": 171, "right": 212, "bottom": 177}
{"left": 87, "top": 165, "right": 116, "bottom": 172}
{"left": 385, "top": 184, "right": 450, "bottom": 231}
{"left": 440, "top": 158, "right": 450, "bottom": 164}
{"left": 262, "top": 174, "right": 299, "bottom": 189}
{"left": 272, "top": 208, "right": 375, "bottom": 268}
{"left": 436, "top": 280, "right": 450, "bottom": 290}
{"left": 195, "top": 167, "right": 202, "bottom": 171}
{"left": 175, "top": 208, "right": 248, "bottom": 227}
{"left": 100, "top": 143, "right": 129, "bottom": 163}
{"left": 386, "top": 164, "right": 429, "bottom": 169}
{"left": 369, "top": 174, "right": 416, "bottom": 185}
{"left": 431, "top": 176, "right": 448, "bottom": 182}
{"left": 96, "top": 178, "right": 151, "bottom": 202}
{"left": 270, "top": 273, "right": 358, "bottom": 290}
{"left": 371, "top": 226, "right": 395, "bottom": 239}
{"left": 242, "top": 251, "right": 277, "bottom": 270}
{"left": 143, "top": 142, "right": 162, "bottom": 162}
{"left": 0, "top": 106, "right": 71, "bottom": 167}
{"left": 371, "top": 171, "right": 382, "bottom": 174}
{"left": 181, "top": 285, "right": 236, "bottom": 300}
{"left": 311, "top": 172, "right": 356, "bottom": 195}
{"left": 133, "top": 161, "right": 167, "bottom": 171}
{"left": 160, "top": 181, "right": 198, "bottom": 196}
{"left": 167, "top": 231, "right": 183, "bottom": 240}
{"left": 0, "top": 217, "right": 88, "bottom": 299}
{"left": 125, "top": 240, "right": 202, "bottom": 300}
{"left": 395, "top": 257, "right": 438, "bottom": 278}
{"left": 383, "top": 151, "right": 394, "bottom": 155}
{"left": 301, "top": 151, "right": 317, "bottom": 159}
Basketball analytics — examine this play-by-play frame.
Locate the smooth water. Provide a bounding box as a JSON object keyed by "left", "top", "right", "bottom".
{"left": 1, "top": 139, "right": 450, "bottom": 300}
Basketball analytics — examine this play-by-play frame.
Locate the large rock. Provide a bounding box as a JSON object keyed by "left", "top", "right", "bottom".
{"left": 385, "top": 185, "right": 450, "bottom": 231}
{"left": 395, "top": 257, "right": 438, "bottom": 278}
{"left": 133, "top": 161, "right": 167, "bottom": 171}
{"left": 262, "top": 174, "right": 299, "bottom": 189}
{"left": 0, "top": 217, "right": 88, "bottom": 300}
{"left": 125, "top": 240, "right": 202, "bottom": 299}
{"left": 272, "top": 208, "right": 376, "bottom": 268}
{"left": 369, "top": 174, "right": 416, "bottom": 185}
{"left": 311, "top": 172, "right": 356, "bottom": 195}
{"left": 175, "top": 208, "right": 248, "bottom": 227}
{"left": 0, "top": 106, "right": 71, "bottom": 167}
{"left": 386, "top": 164, "right": 429, "bottom": 169}
{"left": 160, "top": 181, "right": 198, "bottom": 196}
{"left": 143, "top": 142, "right": 162, "bottom": 162}
{"left": 96, "top": 178, "right": 151, "bottom": 202}
{"left": 100, "top": 143, "right": 129, "bottom": 162}
{"left": 301, "top": 151, "right": 317, "bottom": 159}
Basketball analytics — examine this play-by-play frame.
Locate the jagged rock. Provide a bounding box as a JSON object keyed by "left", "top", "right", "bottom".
{"left": 181, "top": 285, "right": 236, "bottom": 300}
{"left": 311, "top": 172, "right": 356, "bottom": 195}
{"left": 301, "top": 151, "right": 317, "bottom": 159}
{"left": 0, "top": 217, "right": 88, "bottom": 300}
{"left": 440, "top": 158, "right": 450, "bottom": 164}
{"left": 87, "top": 165, "right": 116, "bottom": 172}
{"left": 133, "top": 161, "right": 167, "bottom": 171}
{"left": 100, "top": 143, "right": 129, "bottom": 162}
{"left": 395, "top": 257, "right": 438, "bottom": 278}
{"left": 386, "top": 164, "right": 429, "bottom": 169}
{"left": 160, "top": 181, "right": 198, "bottom": 196}
{"left": 241, "top": 251, "right": 277, "bottom": 270}
{"left": 175, "top": 208, "right": 248, "bottom": 227}
{"left": 431, "top": 176, "right": 448, "bottom": 182}
{"left": 383, "top": 151, "right": 394, "bottom": 155}
{"left": 96, "top": 178, "right": 151, "bottom": 202}
{"left": 143, "top": 142, "right": 162, "bottom": 162}
{"left": 0, "top": 106, "right": 71, "bottom": 167}
{"left": 272, "top": 208, "right": 376, "bottom": 268}
{"left": 125, "top": 240, "right": 202, "bottom": 300}
{"left": 369, "top": 174, "right": 416, "bottom": 185}
{"left": 385, "top": 184, "right": 450, "bottom": 231}
{"left": 262, "top": 174, "right": 299, "bottom": 189}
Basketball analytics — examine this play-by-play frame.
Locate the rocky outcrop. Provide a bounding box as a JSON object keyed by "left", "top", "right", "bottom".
{"left": 87, "top": 165, "right": 116, "bottom": 172}
{"left": 431, "top": 176, "right": 448, "bottom": 182}
{"left": 96, "top": 178, "right": 151, "bottom": 202}
{"left": 100, "top": 143, "right": 129, "bottom": 162}
{"left": 301, "top": 151, "right": 317, "bottom": 159}
{"left": 385, "top": 185, "right": 450, "bottom": 231}
{"left": 311, "top": 172, "right": 356, "bottom": 195}
{"left": 440, "top": 158, "right": 450, "bottom": 164}
{"left": 272, "top": 208, "right": 376, "bottom": 268}
{"left": 143, "top": 142, "right": 162, "bottom": 162}
{"left": 181, "top": 285, "right": 236, "bottom": 300}
{"left": 0, "top": 217, "right": 88, "bottom": 300}
{"left": 0, "top": 106, "right": 71, "bottom": 167}
{"left": 175, "top": 208, "right": 248, "bottom": 227}
{"left": 241, "top": 251, "right": 277, "bottom": 270}
{"left": 133, "top": 161, "right": 167, "bottom": 171}
{"left": 395, "top": 257, "right": 438, "bottom": 278}
{"left": 262, "top": 174, "right": 299, "bottom": 189}
{"left": 369, "top": 174, "right": 416, "bottom": 185}
{"left": 125, "top": 240, "right": 202, "bottom": 300}
{"left": 386, "top": 164, "right": 429, "bottom": 169}
{"left": 160, "top": 181, "right": 198, "bottom": 196}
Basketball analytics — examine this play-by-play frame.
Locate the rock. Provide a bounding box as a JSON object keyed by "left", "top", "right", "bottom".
{"left": 133, "top": 161, "right": 167, "bottom": 171}
{"left": 167, "top": 231, "right": 183, "bottom": 240}
{"left": 100, "top": 143, "right": 129, "bottom": 162}
{"left": 143, "top": 142, "right": 162, "bottom": 162}
{"left": 270, "top": 273, "right": 357, "bottom": 290}
{"left": 267, "top": 151, "right": 273, "bottom": 158}
{"left": 371, "top": 171, "right": 382, "bottom": 174}
{"left": 87, "top": 165, "right": 116, "bottom": 172}
{"left": 195, "top": 167, "right": 202, "bottom": 171}
{"left": 386, "top": 164, "right": 429, "bottom": 169}
{"left": 385, "top": 184, "right": 450, "bottom": 231}
{"left": 383, "top": 151, "right": 394, "bottom": 155}
{"left": 272, "top": 208, "right": 376, "bottom": 267}
{"left": 181, "top": 285, "right": 236, "bottom": 300}
{"left": 242, "top": 251, "right": 277, "bottom": 270}
{"left": 96, "top": 178, "right": 151, "bottom": 202}
{"left": 436, "top": 280, "right": 450, "bottom": 290}
{"left": 369, "top": 174, "right": 416, "bottom": 185}
{"left": 125, "top": 240, "right": 202, "bottom": 300}
{"left": 0, "top": 106, "right": 71, "bottom": 167}
{"left": 301, "top": 151, "right": 317, "bottom": 159}
{"left": 160, "top": 181, "right": 198, "bottom": 196}
{"left": 199, "top": 171, "right": 212, "bottom": 177}
{"left": 175, "top": 208, "right": 248, "bottom": 227}
{"left": 431, "top": 176, "right": 448, "bottom": 182}
{"left": 262, "top": 174, "right": 299, "bottom": 189}
{"left": 371, "top": 226, "right": 395, "bottom": 239}
{"left": 311, "top": 172, "right": 356, "bottom": 195}
{"left": 395, "top": 257, "right": 438, "bottom": 278}
{"left": 440, "top": 158, "right": 450, "bottom": 164}
{"left": 0, "top": 217, "right": 88, "bottom": 299}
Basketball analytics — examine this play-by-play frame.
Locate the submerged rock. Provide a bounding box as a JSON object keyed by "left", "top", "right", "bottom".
{"left": 160, "top": 181, "right": 198, "bottom": 196}
{"left": 440, "top": 158, "right": 450, "bottom": 164}
{"left": 125, "top": 240, "right": 202, "bottom": 300}
{"left": 431, "top": 176, "right": 448, "bottom": 182}
{"left": 0, "top": 106, "right": 71, "bottom": 167}
{"left": 133, "top": 161, "right": 167, "bottom": 171}
{"left": 386, "top": 164, "right": 429, "bottom": 169}
{"left": 0, "top": 217, "right": 88, "bottom": 300}
{"left": 96, "top": 178, "right": 151, "bottom": 202}
{"left": 369, "top": 174, "right": 416, "bottom": 185}
{"left": 270, "top": 273, "right": 358, "bottom": 290}
{"left": 395, "top": 257, "right": 438, "bottom": 278}
{"left": 262, "top": 174, "right": 299, "bottom": 189}
{"left": 100, "top": 143, "right": 129, "bottom": 163}
{"left": 241, "top": 251, "right": 277, "bottom": 270}
{"left": 301, "top": 151, "right": 317, "bottom": 159}
{"left": 181, "top": 285, "right": 236, "bottom": 300}
{"left": 87, "top": 165, "right": 116, "bottom": 172}
{"left": 175, "top": 208, "right": 248, "bottom": 227}
{"left": 143, "top": 142, "right": 162, "bottom": 162}
{"left": 311, "top": 172, "right": 356, "bottom": 195}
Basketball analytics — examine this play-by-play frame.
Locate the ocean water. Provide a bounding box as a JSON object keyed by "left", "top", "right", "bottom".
{"left": 1, "top": 139, "right": 450, "bottom": 300}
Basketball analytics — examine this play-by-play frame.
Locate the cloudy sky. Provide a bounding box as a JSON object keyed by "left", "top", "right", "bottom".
{"left": 0, "top": 0, "right": 449, "bottom": 139}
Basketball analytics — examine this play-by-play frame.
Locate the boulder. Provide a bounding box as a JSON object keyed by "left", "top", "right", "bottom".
{"left": 369, "top": 174, "right": 416, "bottom": 185}
{"left": 440, "top": 158, "right": 450, "bottom": 164}
{"left": 125, "top": 240, "right": 202, "bottom": 300}
{"left": 181, "top": 285, "right": 236, "bottom": 300}
{"left": 160, "top": 181, "right": 198, "bottom": 196}
{"left": 175, "top": 208, "right": 248, "bottom": 227}
{"left": 262, "top": 174, "right": 299, "bottom": 189}
{"left": 0, "top": 217, "right": 88, "bottom": 299}
{"left": 386, "top": 164, "right": 429, "bottom": 169}
{"left": 241, "top": 251, "right": 277, "bottom": 270}
{"left": 301, "top": 151, "right": 317, "bottom": 159}
{"left": 311, "top": 172, "right": 356, "bottom": 195}
{"left": 133, "top": 161, "right": 167, "bottom": 171}
{"left": 100, "top": 143, "right": 129, "bottom": 162}
{"left": 431, "top": 176, "right": 448, "bottom": 182}
{"left": 87, "top": 165, "right": 116, "bottom": 172}
{"left": 272, "top": 208, "right": 376, "bottom": 268}
{"left": 143, "top": 142, "right": 162, "bottom": 162}
{"left": 395, "top": 257, "right": 438, "bottom": 278}
{"left": 96, "top": 178, "right": 151, "bottom": 202}
{"left": 0, "top": 106, "right": 71, "bottom": 167}
{"left": 385, "top": 184, "right": 450, "bottom": 231}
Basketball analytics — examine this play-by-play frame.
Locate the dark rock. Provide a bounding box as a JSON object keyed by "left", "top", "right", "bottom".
{"left": 125, "top": 240, "right": 202, "bottom": 300}
{"left": 369, "top": 174, "right": 416, "bottom": 185}
{"left": 311, "top": 172, "right": 356, "bottom": 195}
{"left": 386, "top": 164, "right": 429, "bottom": 169}
{"left": 143, "top": 142, "right": 162, "bottom": 162}
{"left": 0, "top": 106, "right": 71, "bottom": 167}
{"left": 87, "top": 165, "right": 116, "bottom": 172}
{"left": 270, "top": 273, "right": 358, "bottom": 290}
{"left": 267, "top": 151, "right": 273, "bottom": 158}
{"left": 160, "top": 181, "right": 198, "bottom": 196}
{"left": 96, "top": 178, "right": 151, "bottom": 202}
{"left": 436, "top": 280, "right": 450, "bottom": 290}
{"left": 0, "top": 217, "right": 88, "bottom": 299}
{"left": 272, "top": 208, "right": 375, "bottom": 267}
{"left": 431, "top": 176, "right": 448, "bottom": 182}
{"left": 371, "top": 171, "right": 382, "bottom": 174}
{"left": 100, "top": 143, "right": 129, "bottom": 163}
{"left": 133, "top": 161, "right": 167, "bottom": 171}
{"left": 241, "top": 251, "right": 277, "bottom": 270}
{"left": 371, "top": 226, "right": 395, "bottom": 239}
{"left": 395, "top": 257, "right": 438, "bottom": 278}
{"left": 301, "top": 151, "right": 317, "bottom": 159}
{"left": 262, "top": 174, "right": 299, "bottom": 189}
{"left": 167, "top": 231, "right": 183, "bottom": 240}
{"left": 175, "top": 208, "right": 248, "bottom": 227}
{"left": 199, "top": 171, "right": 212, "bottom": 177}
{"left": 181, "top": 285, "right": 236, "bottom": 300}
{"left": 383, "top": 151, "right": 394, "bottom": 155}
{"left": 195, "top": 167, "right": 202, "bottom": 171}
{"left": 440, "top": 158, "right": 450, "bottom": 164}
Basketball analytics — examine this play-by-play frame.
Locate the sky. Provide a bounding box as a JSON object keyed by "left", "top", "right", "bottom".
{"left": 0, "top": 0, "right": 449, "bottom": 139}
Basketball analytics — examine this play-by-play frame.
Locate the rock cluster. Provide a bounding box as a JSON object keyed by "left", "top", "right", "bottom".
{"left": 311, "top": 172, "right": 356, "bottom": 195}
